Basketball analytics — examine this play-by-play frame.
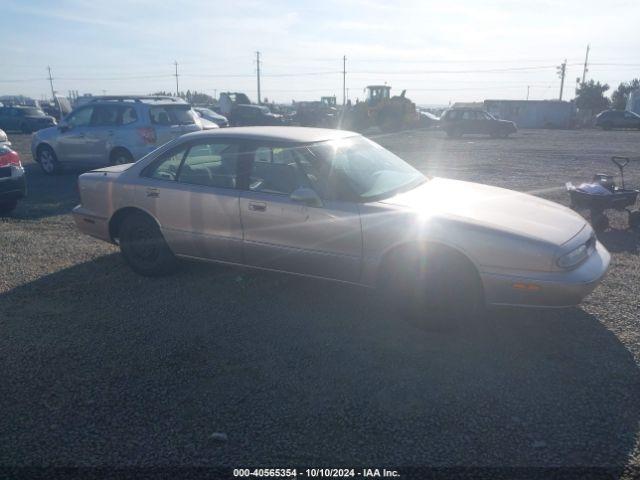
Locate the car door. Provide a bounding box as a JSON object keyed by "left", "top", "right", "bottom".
{"left": 136, "top": 139, "right": 243, "bottom": 263}
{"left": 56, "top": 106, "right": 95, "bottom": 162}
{"left": 85, "top": 104, "right": 120, "bottom": 164}
{"left": 238, "top": 142, "right": 362, "bottom": 282}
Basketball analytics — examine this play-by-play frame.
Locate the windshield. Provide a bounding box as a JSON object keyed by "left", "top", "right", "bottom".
{"left": 307, "top": 136, "right": 426, "bottom": 200}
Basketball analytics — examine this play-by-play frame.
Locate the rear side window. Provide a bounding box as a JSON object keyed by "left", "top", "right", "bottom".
{"left": 90, "top": 105, "right": 119, "bottom": 126}
{"left": 149, "top": 106, "right": 196, "bottom": 126}
{"left": 121, "top": 106, "right": 138, "bottom": 125}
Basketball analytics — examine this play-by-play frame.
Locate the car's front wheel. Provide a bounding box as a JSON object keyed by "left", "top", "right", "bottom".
{"left": 37, "top": 145, "right": 60, "bottom": 175}
{"left": 118, "top": 211, "right": 178, "bottom": 276}
{"left": 381, "top": 245, "right": 485, "bottom": 330}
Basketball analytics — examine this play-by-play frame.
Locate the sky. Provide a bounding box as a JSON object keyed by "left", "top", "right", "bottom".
{"left": 3, "top": 0, "right": 640, "bottom": 105}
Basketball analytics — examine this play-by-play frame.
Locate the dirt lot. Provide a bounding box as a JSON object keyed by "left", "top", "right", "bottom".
{"left": 1, "top": 129, "right": 639, "bottom": 471}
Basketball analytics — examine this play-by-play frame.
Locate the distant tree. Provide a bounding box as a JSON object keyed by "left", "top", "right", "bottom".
{"left": 611, "top": 79, "right": 640, "bottom": 110}
{"left": 575, "top": 80, "right": 610, "bottom": 112}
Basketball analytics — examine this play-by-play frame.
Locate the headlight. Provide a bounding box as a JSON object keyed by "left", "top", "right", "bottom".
{"left": 557, "top": 244, "right": 589, "bottom": 269}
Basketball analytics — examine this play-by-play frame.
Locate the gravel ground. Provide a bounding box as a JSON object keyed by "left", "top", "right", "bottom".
{"left": 1, "top": 130, "right": 639, "bottom": 471}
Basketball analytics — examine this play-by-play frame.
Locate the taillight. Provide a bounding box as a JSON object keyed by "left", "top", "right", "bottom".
{"left": 137, "top": 127, "right": 157, "bottom": 145}
{"left": 0, "top": 149, "right": 21, "bottom": 168}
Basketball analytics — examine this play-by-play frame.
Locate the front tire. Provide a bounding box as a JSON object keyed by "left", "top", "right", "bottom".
{"left": 382, "top": 245, "right": 484, "bottom": 330}
{"left": 37, "top": 145, "right": 60, "bottom": 175}
{"left": 118, "top": 212, "right": 178, "bottom": 276}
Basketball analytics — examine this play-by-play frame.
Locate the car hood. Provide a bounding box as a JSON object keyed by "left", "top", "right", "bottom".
{"left": 379, "top": 177, "right": 586, "bottom": 246}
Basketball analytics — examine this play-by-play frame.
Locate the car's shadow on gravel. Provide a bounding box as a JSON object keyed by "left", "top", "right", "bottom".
{"left": 1, "top": 254, "right": 639, "bottom": 470}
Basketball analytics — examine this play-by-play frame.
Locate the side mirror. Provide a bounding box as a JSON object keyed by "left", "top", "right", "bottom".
{"left": 58, "top": 122, "right": 70, "bottom": 132}
{"left": 290, "top": 187, "right": 323, "bottom": 207}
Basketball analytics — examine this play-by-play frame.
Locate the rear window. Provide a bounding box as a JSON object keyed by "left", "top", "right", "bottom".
{"left": 149, "top": 106, "right": 197, "bottom": 126}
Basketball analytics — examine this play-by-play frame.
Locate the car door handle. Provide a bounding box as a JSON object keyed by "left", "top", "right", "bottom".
{"left": 146, "top": 188, "right": 159, "bottom": 198}
{"left": 248, "top": 202, "right": 266, "bottom": 212}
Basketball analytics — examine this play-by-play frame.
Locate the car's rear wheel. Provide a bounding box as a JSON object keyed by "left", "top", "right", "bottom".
{"left": 381, "top": 245, "right": 485, "bottom": 330}
{"left": 37, "top": 145, "right": 60, "bottom": 175}
{"left": 110, "top": 148, "right": 134, "bottom": 166}
{"left": 118, "top": 211, "right": 178, "bottom": 276}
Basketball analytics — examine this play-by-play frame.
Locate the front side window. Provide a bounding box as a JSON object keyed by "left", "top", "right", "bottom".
{"left": 66, "top": 107, "right": 94, "bottom": 128}
{"left": 178, "top": 143, "right": 239, "bottom": 189}
{"left": 246, "top": 145, "right": 306, "bottom": 195}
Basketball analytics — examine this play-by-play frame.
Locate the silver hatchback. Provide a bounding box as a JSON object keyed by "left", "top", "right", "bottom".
{"left": 72, "top": 127, "right": 610, "bottom": 323}
{"left": 31, "top": 96, "right": 207, "bottom": 174}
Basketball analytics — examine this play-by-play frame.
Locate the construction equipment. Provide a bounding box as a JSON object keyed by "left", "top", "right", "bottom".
{"left": 342, "top": 85, "right": 420, "bottom": 132}
{"left": 218, "top": 92, "right": 251, "bottom": 117}
{"left": 293, "top": 96, "right": 339, "bottom": 127}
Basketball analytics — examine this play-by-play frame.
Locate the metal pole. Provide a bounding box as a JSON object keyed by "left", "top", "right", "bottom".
{"left": 256, "top": 51, "right": 261, "bottom": 104}
{"left": 558, "top": 59, "right": 567, "bottom": 101}
{"left": 174, "top": 61, "right": 179, "bottom": 97}
{"left": 526, "top": 85, "right": 530, "bottom": 100}
{"left": 47, "top": 66, "right": 63, "bottom": 119}
{"left": 581, "top": 44, "right": 590, "bottom": 85}
{"left": 342, "top": 55, "right": 346, "bottom": 106}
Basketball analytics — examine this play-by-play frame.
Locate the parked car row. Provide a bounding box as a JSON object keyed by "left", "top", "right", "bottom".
{"left": 594, "top": 109, "right": 640, "bottom": 130}
{"left": 0, "top": 129, "right": 26, "bottom": 214}
{"left": 0, "top": 106, "right": 56, "bottom": 133}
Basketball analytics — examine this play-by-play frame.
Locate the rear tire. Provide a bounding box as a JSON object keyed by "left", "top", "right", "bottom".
{"left": 37, "top": 145, "right": 60, "bottom": 175}
{"left": 381, "top": 245, "right": 484, "bottom": 330}
{"left": 118, "top": 212, "right": 178, "bottom": 276}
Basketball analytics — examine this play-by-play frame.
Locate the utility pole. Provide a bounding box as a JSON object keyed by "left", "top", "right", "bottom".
{"left": 557, "top": 59, "right": 567, "bottom": 101}
{"left": 342, "top": 55, "right": 347, "bottom": 106}
{"left": 581, "top": 44, "right": 590, "bottom": 85}
{"left": 256, "top": 51, "right": 261, "bottom": 104}
{"left": 174, "top": 60, "right": 179, "bottom": 97}
{"left": 47, "top": 66, "right": 63, "bottom": 118}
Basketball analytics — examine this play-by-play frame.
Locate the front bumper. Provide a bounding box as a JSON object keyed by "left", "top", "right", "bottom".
{"left": 72, "top": 205, "right": 111, "bottom": 242}
{"left": 481, "top": 241, "right": 611, "bottom": 307}
{"left": 0, "top": 166, "right": 27, "bottom": 201}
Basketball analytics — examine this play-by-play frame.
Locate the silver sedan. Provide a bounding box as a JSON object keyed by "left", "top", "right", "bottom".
{"left": 72, "top": 127, "right": 610, "bottom": 321}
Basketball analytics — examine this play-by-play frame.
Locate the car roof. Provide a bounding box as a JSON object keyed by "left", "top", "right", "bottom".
{"left": 180, "top": 126, "right": 359, "bottom": 144}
